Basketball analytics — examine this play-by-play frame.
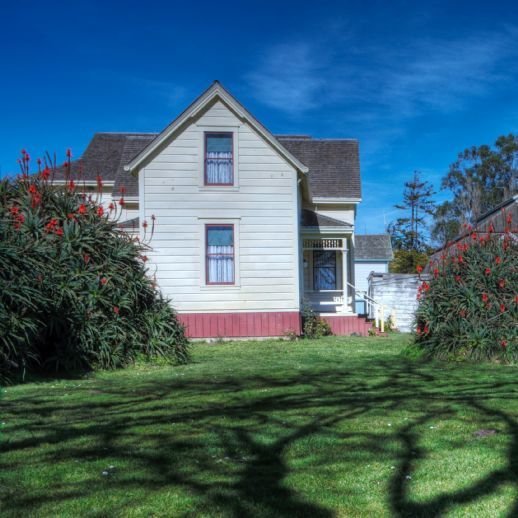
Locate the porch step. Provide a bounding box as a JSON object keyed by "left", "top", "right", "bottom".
{"left": 320, "top": 314, "right": 372, "bottom": 337}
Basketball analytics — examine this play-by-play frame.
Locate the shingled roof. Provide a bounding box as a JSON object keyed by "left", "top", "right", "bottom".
{"left": 53, "top": 133, "right": 155, "bottom": 197}
{"left": 58, "top": 131, "right": 361, "bottom": 200}
{"left": 276, "top": 136, "right": 361, "bottom": 199}
{"left": 301, "top": 209, "right": 352, "bottom": 228}
{"left": 354, "top": 234, "right": 393, "bottom": 261}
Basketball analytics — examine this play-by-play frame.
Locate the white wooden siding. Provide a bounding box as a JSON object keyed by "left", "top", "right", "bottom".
{"left": 141, "top": 100, "right": 300, "bottom": 313}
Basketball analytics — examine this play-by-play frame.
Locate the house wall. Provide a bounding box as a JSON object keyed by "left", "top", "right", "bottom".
{"left": 140, "top": 100, "right": 300, "bottom": 331}
{"left": 355, "top": 261, "right": 389, "bottom": 294}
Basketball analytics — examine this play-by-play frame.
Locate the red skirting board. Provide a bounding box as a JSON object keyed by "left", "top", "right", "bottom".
{"left": 178, "top": 312, "right": 371, "bottom": 338}
{"left": 178, "top": 311, "right": 301, "bottom": 338}
{"left": 320, "top": 315, "right": 371, "bottom": 336}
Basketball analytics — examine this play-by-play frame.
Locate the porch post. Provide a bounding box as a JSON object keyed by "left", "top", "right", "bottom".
{"left": 342, "top": 239, "right": 348, "bottom": 313}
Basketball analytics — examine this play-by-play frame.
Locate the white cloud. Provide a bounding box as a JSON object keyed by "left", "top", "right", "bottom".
{"left": 246, "top": 27, "right": 518, "bottom": 121}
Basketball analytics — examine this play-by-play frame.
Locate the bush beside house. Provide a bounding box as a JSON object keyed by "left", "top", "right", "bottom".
{"left": 0, "top": 155, "right": 188, "bottom": 381}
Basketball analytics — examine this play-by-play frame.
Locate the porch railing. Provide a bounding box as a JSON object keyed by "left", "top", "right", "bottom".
{"left": 346, "top": 281, "right": 397, "bottom": 333}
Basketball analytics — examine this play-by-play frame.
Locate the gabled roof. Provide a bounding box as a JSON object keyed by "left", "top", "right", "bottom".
{"left": 301, "top": 209, "right": 352, "bottom": 229}
{"left": 354, "top": 234, "right": 393, "bottom": 261}
{"left": 124, "top": 81, "right": 309, "bottom": 176}
{"left": 49, "top": 82, "right": 362, "bottom": 201}
{"left": 277, "top": 136, "right": 361, "bottom": 199}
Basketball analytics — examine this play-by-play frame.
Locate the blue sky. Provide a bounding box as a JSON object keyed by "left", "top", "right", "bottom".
{"left": 1, "top": 0, "right": 517, "bottom": 232}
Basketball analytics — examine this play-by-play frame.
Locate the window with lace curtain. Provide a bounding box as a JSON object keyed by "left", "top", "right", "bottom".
{"left": 205, "top": 133, "right": 233, "bottom": 185}
{"left": 206, "top": 225, "right": 235, "bottom": 284}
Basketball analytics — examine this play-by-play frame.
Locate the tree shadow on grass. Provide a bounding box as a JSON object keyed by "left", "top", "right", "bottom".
{"left": 1, "top": 356, "right": 517, "bottom": 517}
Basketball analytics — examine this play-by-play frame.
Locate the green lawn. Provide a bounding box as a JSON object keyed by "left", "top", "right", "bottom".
{"left": 1, "top": 335, "right": 517, "bottom": 517}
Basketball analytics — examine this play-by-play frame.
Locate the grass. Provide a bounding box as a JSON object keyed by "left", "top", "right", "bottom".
{"left": 1, "top": 334, "right": 517, "bottom": 517}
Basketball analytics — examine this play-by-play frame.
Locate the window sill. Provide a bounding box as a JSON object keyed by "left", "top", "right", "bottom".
{"left": 200, "top": 284, "right": 241, "bottom": 291}
{"left": 198, "top": 186, "right": 240, "bottom": 192}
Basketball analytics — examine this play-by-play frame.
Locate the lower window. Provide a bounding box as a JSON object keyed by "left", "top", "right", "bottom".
{"left": 313, "top": 250, "right": 336, "bottom": 290}
{"left": 206, "top": 225, "right": 235, "bottom": 284}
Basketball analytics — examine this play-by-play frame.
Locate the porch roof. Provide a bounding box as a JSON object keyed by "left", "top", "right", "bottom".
{"left": 301, "top": 209, "right": 352, "bottom": 230}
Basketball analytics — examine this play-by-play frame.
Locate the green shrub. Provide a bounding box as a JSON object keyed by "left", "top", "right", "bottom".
{"left": 389, "top": 249, "right": 429, "bottom": 274}
{"left": 301, "top": 300, "right": 332, "bottom": 339}
{"left": 414, "top": 223, "right": 517, "bottom": 362}
{"left": 0, "top": 153, "right": 188, "bottom": 381}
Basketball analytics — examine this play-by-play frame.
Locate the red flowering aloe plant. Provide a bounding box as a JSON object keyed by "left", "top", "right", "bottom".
{"left": 1, "top": 151, "right": 188, "bottom": 381}
{"left": 414, "top": 220, "right": 518, "bottom": 362}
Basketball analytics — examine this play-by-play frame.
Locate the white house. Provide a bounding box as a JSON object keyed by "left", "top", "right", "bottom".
{"left": 59, "top": 82, "right": 382, "bottom": 337}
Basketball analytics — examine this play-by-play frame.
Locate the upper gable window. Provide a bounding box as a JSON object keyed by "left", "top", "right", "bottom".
{"left": 205, "top": 132, "right": 233, "bottom": 185}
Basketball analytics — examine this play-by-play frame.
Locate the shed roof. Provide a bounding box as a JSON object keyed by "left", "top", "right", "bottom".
{"left": 354, "top": 234, "right": 393, "bottom": 261}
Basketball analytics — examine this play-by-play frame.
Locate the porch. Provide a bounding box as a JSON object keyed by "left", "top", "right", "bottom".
{"left": 302, "top": 237, "right": 354, "bottom": 315}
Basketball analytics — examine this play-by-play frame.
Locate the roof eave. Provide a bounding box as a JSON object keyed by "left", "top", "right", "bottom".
{"left": 301, "top": 226, "right": 353, "bottom": 234}
{"left": 312, "top": 197, "right": 362, "bottom": 204}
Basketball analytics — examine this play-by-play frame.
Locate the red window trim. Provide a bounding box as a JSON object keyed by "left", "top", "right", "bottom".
{"left": 205, "top": 224, "right": 235, "bottom": 285}
{"left": 204, "top": 132, "right": 234, "bottom": 186}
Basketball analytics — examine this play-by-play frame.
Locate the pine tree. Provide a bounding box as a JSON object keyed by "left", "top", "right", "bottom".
{"left": 388, "top": 171, "right": 435, "bottom": 252}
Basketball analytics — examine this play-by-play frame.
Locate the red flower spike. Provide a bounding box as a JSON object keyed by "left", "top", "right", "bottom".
{"left": 100, "top": 277, "right": 108, "bottom": 285}
{"left": 501, "top": 340, "right": 507, "bottom": 349}
{"left": 78, "top": 204, "right": 87, "bottom": 215}
{"left": 41, "top": 167, "right": 51, "bottom": 180}
{"left": 500, "top": 304, "right": 506, "bottom": 313}
{"left": 455, "top": 275, "right": 461, "bottom": 282}
{"left": 433, "top": 268, "right": 439, "bottom": 279}
{"left": 28, "top": 184, "right": 37, "bottom": 194}
{"left": 498, "top": 279, "right": 505, "bottom": 289}
{"left": 142, "top": 220, "right": 148, "bottom": 229}
{"left": 495, "top": 256, "right": 502, "bottom": 265}
{"left": 119, "top": 197, "right": 125, "bottom": 206}
{"left": 55, "top": 228, "right": 64, "bottom": 237}
{"left": 108, "top": 202, "right": 115, "bottom": 211}
{"left": 416, "top": 265, "right": 423, "bottom": 274}
{"left": 120, "top": 185, "right": 126, "bottom": 194}
{"left": 97, "top": 206, "right": 104, "bottom": 217}
{"left": 113, "top": 306, "right": 120, "bottom": 315}
{"left": 482, "top": 293, "right": 489, "bottom": 303}
{"left": 484, "top": 267, "right": 491, "bottom": 276}
{"left": 83, "top": 254, "right": 91, "bottom": 264}
{"left": 66, "top": 148, "right": 72, "bottom": 158}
